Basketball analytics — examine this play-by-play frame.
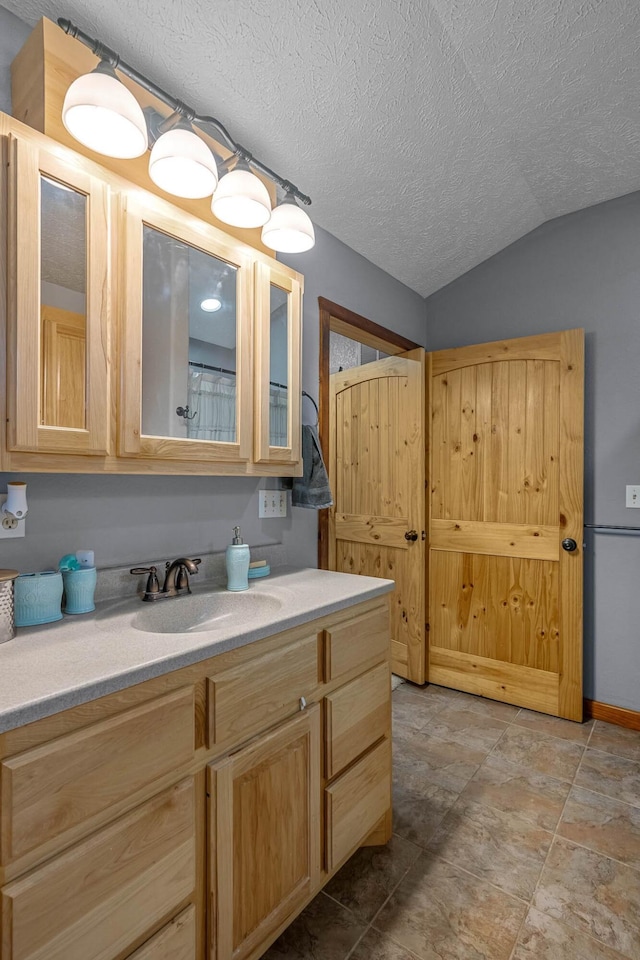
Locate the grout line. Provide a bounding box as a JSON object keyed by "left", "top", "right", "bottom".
{"left": 570, "top": 763, "right": 640, "bottom": 811}
{"left": 505, "top": 722, "right": 629, "bottom": 959}
{"left": 505, "top": 734, "right": 586, "bottom": 959}
{"left": 400, "top": 849, "right": 532, "bottom": 908}
{"left": 549, "top": 831, "right": 640, "bottom": 874}
{"left": 342, "top": 860, "right": 419, "bottom": 960}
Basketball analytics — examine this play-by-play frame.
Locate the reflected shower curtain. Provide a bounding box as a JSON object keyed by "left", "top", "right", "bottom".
{"left": 269, "top": 386, "right": 288, "bottom": 447}
{"left": 186, "top": 371, "right": 236, "bottom": 442}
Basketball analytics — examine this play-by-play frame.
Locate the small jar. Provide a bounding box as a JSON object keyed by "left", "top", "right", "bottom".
{"left": 63, "top": 567, "right": 97, "bottom": 615}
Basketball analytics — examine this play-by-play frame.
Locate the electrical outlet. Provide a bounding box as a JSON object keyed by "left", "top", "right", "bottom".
{"left": 0, "top": 495, "right": 26, "bottom": 539}
{"left": 258, "top": 489, "right": 287, "bottom": 518}
{"left": 626, "top": 485, "right": 640, "bottom": 508}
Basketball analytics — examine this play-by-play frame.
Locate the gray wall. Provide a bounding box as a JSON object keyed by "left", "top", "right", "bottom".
{"left": 426, "top": 194, "right": 640, "bottom": 711}
{"left": 0, "top": 3, "right": 426, "bottom": 573}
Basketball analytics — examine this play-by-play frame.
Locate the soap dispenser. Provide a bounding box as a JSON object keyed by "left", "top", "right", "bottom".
{"left": 226, "top": 526, "right": 250, "bottom": 592}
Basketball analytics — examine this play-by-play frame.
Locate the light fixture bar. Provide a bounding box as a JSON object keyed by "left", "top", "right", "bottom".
{"left": 57, "top": 17, "right": 312, "bottom": 208}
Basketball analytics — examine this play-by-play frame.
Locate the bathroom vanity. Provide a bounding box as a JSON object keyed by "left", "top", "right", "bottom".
{"left": 0, "top": 569, "right": 394, "bottom": 960}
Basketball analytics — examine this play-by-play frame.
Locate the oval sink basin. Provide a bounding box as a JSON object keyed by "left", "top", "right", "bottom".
{"left": 130, "top": 590, "right": 283, "bottom": 635}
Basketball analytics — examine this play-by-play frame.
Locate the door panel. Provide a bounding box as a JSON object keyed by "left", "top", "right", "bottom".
{"left": 429, "top": 330, "right": 583, "bottom": 720}
{"left": 329, "top": 353, "right": 425, "bottom": 682}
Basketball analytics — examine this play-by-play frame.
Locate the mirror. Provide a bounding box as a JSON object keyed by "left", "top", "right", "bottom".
{"left": 40, "top": 176, "right": 87, "bottom": 429}
{"left": 269, "top": 283, "right": 289, "bottom": 448}
{"left": 141, "top": 227, "right": 238, "bottom": 443}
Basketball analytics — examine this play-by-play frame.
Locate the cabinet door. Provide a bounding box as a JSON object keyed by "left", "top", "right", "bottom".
{"left": 253, "top": 261, "right": 302, "bottom": 465}
{"left": 208, "top": 705, "right": 320, "bottom": 960}
{"left": 119, "top": 192, "right": 253, "bottom": 463}
{"left": 7, "top": 136, "right": 110, "bottom": 455}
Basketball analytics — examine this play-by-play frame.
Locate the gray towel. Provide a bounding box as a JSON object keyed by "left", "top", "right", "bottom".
{"left": 292, "top": 425, "right": 333, "bottom": 509}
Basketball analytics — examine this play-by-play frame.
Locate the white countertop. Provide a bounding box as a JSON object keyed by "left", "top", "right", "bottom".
{"left": 0, "top": 567, "right": 394, "bottom": 734}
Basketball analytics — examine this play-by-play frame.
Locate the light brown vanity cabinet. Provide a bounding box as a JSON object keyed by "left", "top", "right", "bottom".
{"left": 6, "top": 133, "right": 111, "bottom": 457}
{"left": 1, "top": 112, "right": 303, "bottom": 476}
{"left": 0, "top": 597, "right": 391, "bottom": 960}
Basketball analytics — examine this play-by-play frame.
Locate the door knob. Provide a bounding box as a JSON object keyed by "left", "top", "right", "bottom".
{"left": 404, "top": 530, "right": 419, "bottom": 542}
{"left": 562, "top": 538, "right": 578, "bottom": 552}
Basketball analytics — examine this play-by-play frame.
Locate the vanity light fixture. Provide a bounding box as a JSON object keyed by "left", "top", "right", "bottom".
{"left": 262, "top": 191, "right": 315, "bottom": 253}
{"left": 211, "top": 159, "right": 271, "bottom": 229}
{"left": 149, "top": 116, "right": 218, "bottom": 199}
{"left": 57, "top": 18, "right": 314, "bottom": 251}
{"left": 62, "top": 60, "right": 148, "bottom": 159}
{"left": 200, "top": 297, "right": 222, "bottom": 312}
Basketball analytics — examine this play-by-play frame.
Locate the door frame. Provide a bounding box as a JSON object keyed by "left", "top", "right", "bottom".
{"left": 317, "top": 297, "right": 420, "bottom": 569}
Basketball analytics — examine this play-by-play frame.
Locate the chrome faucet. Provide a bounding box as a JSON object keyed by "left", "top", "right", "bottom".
{"left": 130, "top": 557, "right": 201, "bottom": 601}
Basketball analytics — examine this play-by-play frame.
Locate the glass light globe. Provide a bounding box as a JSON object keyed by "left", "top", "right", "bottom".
{"left": 62, "top": 63, "right": 148, "bottom": 159}
{"left": 201, "top": 297, "right": 222, "bottom": 312}
{"left": 262, "top": 197, "right": 315, "bottom": 253}
{"left": 149, "top": 126, "right": 218, "bottom": 199}
{"left": 211, "top": 166, "right": 271, "bottom": 228}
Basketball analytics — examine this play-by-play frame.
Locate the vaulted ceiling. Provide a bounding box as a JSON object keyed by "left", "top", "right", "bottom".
{"left": 6, "top": 0, "right": 640, "bottom": 296}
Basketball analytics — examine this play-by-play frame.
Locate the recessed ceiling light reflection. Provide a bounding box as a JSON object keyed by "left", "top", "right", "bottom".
{"left": 200, "top": 297, "right": 222, "bottom": 312}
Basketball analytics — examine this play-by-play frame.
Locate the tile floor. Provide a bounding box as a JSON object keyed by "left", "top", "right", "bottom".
{"left": 262, "top": 683, "right": 640, "bottom": 960}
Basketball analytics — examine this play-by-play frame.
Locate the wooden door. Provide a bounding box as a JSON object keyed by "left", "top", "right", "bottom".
{"left": 41, "top": 306, "right": 86, "bottom": 430}
{"left": 328, "top": 352, "right": 426, "bottom": 682}
{"left": 208, "top": 706, "right": 320, "bottom": 960}
{"left": 429, "top": 330, "right": 584, "bottom": 720}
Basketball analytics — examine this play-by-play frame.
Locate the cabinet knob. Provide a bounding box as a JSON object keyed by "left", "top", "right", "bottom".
{"left": 299, "top": 696, "right": 307, "bottom": 711}
{"left": 404, "top": 530, "right": 419, "bottom": 542}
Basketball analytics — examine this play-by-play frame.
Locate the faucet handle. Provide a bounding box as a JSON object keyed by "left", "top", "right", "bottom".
{"left": 176, "top": 558, "right": 201, "bottom": 590}
{"left": 130, "top": 565, "right": 160, "bottom": 595}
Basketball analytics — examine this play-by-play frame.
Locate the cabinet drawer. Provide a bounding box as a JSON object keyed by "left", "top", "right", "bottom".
{"left": 208, "top": 633, "right": 320, "bottom": 746}
{"left": 127, "top": 905, "right": 196, "bottom": 960}
{"left": 325, "top": 662, "right": 390, "bottom": 779}
{"left": 0, "top": 687, "right": 195, "bottom": 863}
{"left": 1, "top": 778, "right": 196, "bottom": 960}
{"left": 325, "top": 738, "right": 391, "bottom": 872}
{"left": 323, "top": 606, "right": 389, "bottom": 682}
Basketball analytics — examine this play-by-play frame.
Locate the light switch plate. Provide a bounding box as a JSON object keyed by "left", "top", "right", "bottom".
{"left": 626, "top": 485, "right": 640, "bottom": 508}
{"left": 258, "top": 490, "right": 287, "bottom": 518}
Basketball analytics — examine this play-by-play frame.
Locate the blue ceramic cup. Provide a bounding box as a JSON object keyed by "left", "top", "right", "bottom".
{"left": 63, "top": 567, "right": 97, "bottom": 615}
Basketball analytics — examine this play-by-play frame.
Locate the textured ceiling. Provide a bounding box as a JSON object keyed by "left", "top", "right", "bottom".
{"left": 6, "top": 0, "right": 640, "bottom": 296}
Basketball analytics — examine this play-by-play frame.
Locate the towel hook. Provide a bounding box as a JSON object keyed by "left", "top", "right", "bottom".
{"left": 301, "top": 390, "right": 319, "bottom": 427}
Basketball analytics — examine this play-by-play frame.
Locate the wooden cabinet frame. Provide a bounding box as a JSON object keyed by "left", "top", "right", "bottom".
{"left": 253, "top": 261, "right": 302, "bottom": 465}
{"left": 119, "top": 193, "right": 254, "bottom": 463}
{"left": 7, "top": 135, "right": 111, "bottom": 455}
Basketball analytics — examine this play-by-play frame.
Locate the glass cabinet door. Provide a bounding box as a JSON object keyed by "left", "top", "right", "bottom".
{"left": 7, "top": 136, "right": 110, "bottom": 455}
{"left": 254, "top": 261, "right": 302, "bottom": 464}
{"left": 119, "top": 193, "right": 252, "bottom": 462}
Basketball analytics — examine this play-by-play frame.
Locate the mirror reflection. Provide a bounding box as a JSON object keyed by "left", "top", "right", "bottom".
{"left": 141, "top": 227, "right": 238, "bottom": 442}
{"left": 269, "top": 284, "right": 289, "bottom": 447}
{"left": 40, "top": 176, "right": 87, "bottom": 430}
